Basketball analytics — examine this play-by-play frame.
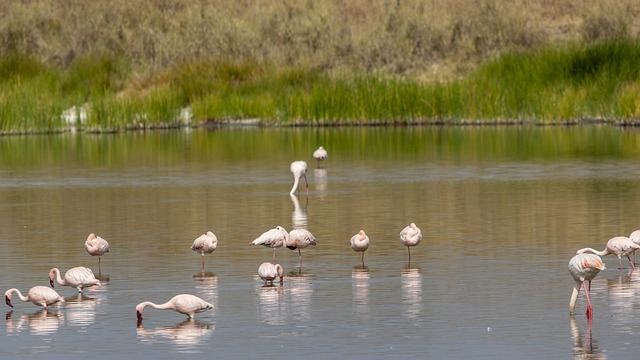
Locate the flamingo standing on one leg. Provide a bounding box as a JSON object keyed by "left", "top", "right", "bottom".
{"left": 629, "top": 229, "right": 640, "bottom": 265}
{"left": 569, "top": 253, "right": 605, "bottom": 319}
{"left": 313, "top": 147, "right": 327, "bottom": 168}
{"left": 257, "top": 262, "right": 284, "bottom": 286}
{"left": 250, "top": 226, "right": 289, "bottom": 261}
{"left": 136, "top": 294, "right": 214, "bottom": 324}
{"left": 287, "top": 228, "right": 316, "bottom": 268}
{"left": 49, "top": 266, "right": 101, "bottom": 293}
{"left": 191, "top": 231, "right": 218, "bottom": 273}
{"left": 350, "top": 230, "right": 370, "bottom": 267}
{"left": 400, "top": 222, "right": 422, "bottom": 263}
{"left": 290, "top": 161, "right": 309, "bottom": 196}
{"left": 576, "top": 236, "right": 640, "bottom": 270}
{"left": 5, "top": 286, "right": 64, "bottom": 310}
{"left": 85, "top": 233, "right": 110, "bottom": 271}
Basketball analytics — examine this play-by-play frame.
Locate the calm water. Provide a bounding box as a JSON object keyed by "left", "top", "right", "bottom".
{"left": 1, "top": 126, "right": 640, "bottom": 359}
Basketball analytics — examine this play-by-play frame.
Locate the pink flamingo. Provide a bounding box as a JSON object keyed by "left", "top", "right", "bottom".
{"left": 313, "top": 147, "right": 327, "bottom": 167}
{"left": 569, "top": 253, "right": 605, "bottom": 319}
{"left": 350, "top": 230, "right": 370, "bottom": 266}
{"left": 85, "top": 233, "right": 110, "bottom": 271}
{"left": 191, "top": 231, "right": 218, "bottom": 272}
{"left": 258, "top": 262, "right": 284, "bottom": 285}
{"left": 136, "top": 294, "right": 214, "bottom": 323}
{"left": 576, "top": 236, "right": 640, "bottom": 270}
{"left": 250, "top": 226, "right": 288, "bottom": 261}
{"left": 629, "top": 229, "right": 640, "bottom": 264}
{"left": 287, "top": 229, "right": 316, "bottom": 268}
{"left": 5, "top": 286, "right": 64, "bottom": 310}
{"left": 49, "top": 266, "right": 101, "bottom": 293}
{"left": 290, "top": 161, "right": 309, "bottom": 196}
{"left": 400, "top": 222, "right": 422, "bottom": 262}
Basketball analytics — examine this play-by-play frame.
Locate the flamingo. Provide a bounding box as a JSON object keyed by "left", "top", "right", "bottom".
{"left": 629, "top": 229, "right": 640, "bottom": 264}
{"left": 5, "top": 286, "right": 64, "bottom": 310}
{"left": 287, "top": 228, "right": 316, "bottom": 268}
{"left": 313, "top": 146, "right": 327, "bottom": 167}
{"left": 400, "top": 223, "right": 422, "bottom": 262}
{"left": 258, "top": 262, "right": 284, "bottom": 285}
{"left": 250, "top": 226, "right": 288, "bottom": 261}
{"left": 350, "top": 230, "right": 370, "bottom": 266}
{"left": 191, "top": 231, "right": 218, "bottom": 272}
{"left": 85, "top": 233, "right": 110, "bottom": 271}
{"left": 290, "top": 161, "right": 309, "bottom": 196}
{"left": 576, "top": 236, "right": 640, "bottom": 270}
{"left": 136, "top": 294, "right": 214, "bottom": 324}
{"left": 49, "top": 266, "right": 101, "bottom": 293}
{"left": 569, "top": 253, "right": 605, "bottom": 319}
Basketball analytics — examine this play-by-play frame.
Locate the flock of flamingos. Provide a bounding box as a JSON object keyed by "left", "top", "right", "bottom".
{"left": 8, "top": 144, "right": 635, "bottom": 323}
{"left": 3, "top": 146, "right": 425, "bottom": 324}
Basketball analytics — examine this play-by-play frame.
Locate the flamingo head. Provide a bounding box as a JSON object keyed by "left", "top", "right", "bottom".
{"left": 5, "top": 295, "right": 13, "bottom": 308}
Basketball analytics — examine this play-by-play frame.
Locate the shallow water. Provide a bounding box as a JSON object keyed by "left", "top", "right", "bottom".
{"left": 1, "top": 126, "right": 640, "bottom": 359}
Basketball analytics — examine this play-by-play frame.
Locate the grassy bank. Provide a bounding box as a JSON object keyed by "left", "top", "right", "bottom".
{"left": 1, "top": 1, "right": 640, "bottom": 133}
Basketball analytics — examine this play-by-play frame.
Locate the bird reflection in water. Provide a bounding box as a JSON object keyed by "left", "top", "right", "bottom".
{"left": 606, "top": 268, "right": 639, "bottom": 334}
{"left": 352, "top": 266, "right": 370, "bottom": 319}
{"left": 401, "top": 265, "right": 423, "bottom": 319}
{"left": 136, "top": 319, "right": 215, "bottom": 352}
{"left": 286, "top": 271, "right": 315, "bottom": 323}
{"left": 64, "top": 293, "right": 99, "bottom": 329}
{"left": 257, "top": 284, "right": 285, "bottom": 325}
{"left": 290, "top": 194, "right": 308, "bottom": 230}
{"left": 5, "top": 309, "right": 63, "bottom": 336}
{"left": 193, "top": 273, "right": 218, "bottom": 317}
{"left": 313, "top": 168, "right": 327, "bottom": 198}
{"left": 569, "top": 317, "right": 605, "bottom": 359}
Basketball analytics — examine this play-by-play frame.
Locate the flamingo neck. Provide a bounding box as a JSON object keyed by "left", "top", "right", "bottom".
{"left": 569, "top": 280, "right": 581, "bottom": 315}
{"left": 290, "top": 174, "right": 300, "bottom": 195}
{"left": 51, "top": 268, "right": 66, "bottom": 286}
{"left": 576, "top": 247, "right": 608, "bottom": 256}
{"left": 7, "top": 289, "right": 28, "bottom": 302}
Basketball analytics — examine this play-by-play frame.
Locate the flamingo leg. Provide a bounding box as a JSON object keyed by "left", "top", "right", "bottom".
{"left": 361, "top": 252, "right": 365, "bottom": 267}
{"left": 201, "top": 254, "right": 205, "bottom": 273}
{"left": 273, "top": 249, "right": 277, "bottom": 261}
{"left": 618, "top": 256, "right": 623, "bottom": 270}
{"left": 582, "top": 280, "right": 593, "bottom": 319}
{"left": 627, "top": 256, "right": 635, "bottom": 270}
{"left": 298, "top": 249, "right": 303, "bottom": 269}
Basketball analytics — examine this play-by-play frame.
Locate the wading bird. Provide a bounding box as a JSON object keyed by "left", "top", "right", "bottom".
{"left": 258, "top": 262, "right": 284, "bottom": 286}
{"left": 568, "top": 253, "right": 605, "bottom": 319}
{"left": 290, "top": 161, "right": 309, "bottom": 196}
{"left": 313, "top": 146, "right": 327, "bottom": 167}
{"left": 400, "top": 223, "right": 422, "bottom": 262}
{"left": 191, "top": 231, "right": 218, "bottom": 272}
{"left": 85, "top": 233, "right": 110, "bottom": 271}
{"left": 629, "top": 229, "right": 640, "bottom": 264}
{"left": 49, "top": 266, "right": 101, "bottom": 293}
{"left": 287, "top": 228, "right": 316, "bottom": 268}
{"left": 576, "top": 236, "right": 639, "bottom": 270}
{"left": 250, "top": 226, "right": 289, "bottom": 261}
{"left": 136, "top": 294, "right": 214, "bottom": 324}
{"left": 350, "top": 230, "right": 370, "bottom": 266}
{"left": 5, "top": 286, "right": 64, "bottom": 310}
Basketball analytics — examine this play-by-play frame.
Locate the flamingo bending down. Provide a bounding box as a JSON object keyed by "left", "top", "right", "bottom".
{"left": 290, "top": 161, "right": 309, "bottom": 196}
{"left": 136, "top": 294, "right": 214, "bottom": 323}
{"left": 191, "top": 231, "right": 218, "bottom": 272}
{"left": 85, "top": 233, "right": 110, "bottom": 270}
{"left": 258, "top": 262, "right": 284, "bottom": 285}
{"left": 400, "top": 223, "right": 422, "bottom": 262}
{"left": 313, "top": 147, "right": 328, "bottom": 167}
{"left": 629, "top": 229, "right": 640, "bottom": 264}
{"left": 5, "top": 286, "right": 64, "bottom": 310}
{"left": 250, "top": 226, "right": 289, "bottom": 261}
{"left": 350, "top": 230, "right": 370, "bottom": 266}
{"left": 569, "top": 253, "right": 605, "bottom": 319}
{"left": 49, "top": 266, "right": 101, "bottom": 293}
{"left": 287, "top": 228, "right": 316, "bottom": 268}
{"left": 576, "top": 236, "right": 640, "bottom": 270}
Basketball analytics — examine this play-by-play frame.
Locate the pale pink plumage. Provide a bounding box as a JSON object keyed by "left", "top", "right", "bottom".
{"left": 629, "top": 229, "right": 640, "bottom": 264}
{"left": 250, "top": 226, "right": 289, "bottom": 261}
{"left": 290, "top": 161, "right": 309, "bottom": 196}
{"left": 49, "top": 266, "right": 100, "bottom": 293}
{"left": 191, "top": 231, "right": 218, "bottom": 272}
{"left": 350, "top": 230, "right": 370, "bottom": 266}
{"left": 136, "top": 294, "right": 214, "bottom": 323}
{"left": 576, "top": 236, "right": 640, "bottom": 270}
{"left": 5, "top": 286, "right": 64, "bottom": 310}
{"left": 85, "top": 233, "right": 110, "bottom": 270}
{"left": 257, "top": 262, "right": 284, "bottom": 285}
{"left": 287, "top": 228, "right": 316, "bottom": 268}
{"left": 568, "top": 253, "right": 605, "bottom": 319}
{"left": 400, "top": 222, "right": 422, "bottom": 261}
{"left": 313, "top": 147, "right": 327, "bottom": 167}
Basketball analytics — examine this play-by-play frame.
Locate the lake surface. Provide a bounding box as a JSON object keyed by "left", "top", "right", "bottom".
{"left": 1, "top": 126, "right": 640, "bottom": 359}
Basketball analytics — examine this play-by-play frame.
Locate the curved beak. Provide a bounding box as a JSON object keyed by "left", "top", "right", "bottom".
{"left": 50, "top": 278, "right": 55, "bottom": 288}
{"left": 5, "top": 295, "right": 13, "bottom": 308}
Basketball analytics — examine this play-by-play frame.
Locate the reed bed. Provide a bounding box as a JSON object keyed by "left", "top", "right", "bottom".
{"left": 1, "top": 0, "right": 640, "bottom": 132}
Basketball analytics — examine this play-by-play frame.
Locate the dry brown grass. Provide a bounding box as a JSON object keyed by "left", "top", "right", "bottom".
{"left": 1, "top": 0, "right": 639, "bottom": 80}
